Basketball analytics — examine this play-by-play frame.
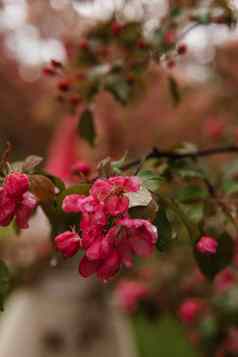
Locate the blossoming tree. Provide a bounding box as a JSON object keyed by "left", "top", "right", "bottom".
{"left": 1, "top": 1, "right": 238, "bottom": 355}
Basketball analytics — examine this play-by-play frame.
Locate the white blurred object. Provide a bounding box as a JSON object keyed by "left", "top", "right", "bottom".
{"left": 0, "top": 270, "right": 137, "bottom": 357}
{"left": 72, "top": 0, "right": 168, "bottom": 22}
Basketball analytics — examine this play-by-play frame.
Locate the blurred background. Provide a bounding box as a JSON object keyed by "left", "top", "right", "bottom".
{"left": 1, "top": 0, "right": 238, "bottom": 356}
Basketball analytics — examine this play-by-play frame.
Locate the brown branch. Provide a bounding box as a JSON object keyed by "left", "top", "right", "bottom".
{"left": 123, "top": 146, "right": 238, "bottom": 171}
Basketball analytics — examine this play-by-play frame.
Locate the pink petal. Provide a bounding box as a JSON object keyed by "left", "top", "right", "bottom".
{"left": 0, "top": 189, "right": 15, "bottom": 226}
{"left": 15, "top": 192, "right": 37, "bottom": 229}
{"left": 62, "top": 194, "right": 86, "bottom": 213}
{"left": 79, "top": 256, "right": 99, "bottom": 277}
{"left": 105, "top": 195, "right": 129, "bottom": 216}
{"left": 97, "top": 251, "right": 121, "bottom": 281}
{"left": 4, "top": 172, "right": 29, "bottom": 199}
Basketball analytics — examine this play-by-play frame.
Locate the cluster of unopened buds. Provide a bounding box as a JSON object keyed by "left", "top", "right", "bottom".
{"left": 0, "top": 172, "right": 37, "bottom": 229}
{"left": 54, "top": 176, "right": 158, "bottom": 281}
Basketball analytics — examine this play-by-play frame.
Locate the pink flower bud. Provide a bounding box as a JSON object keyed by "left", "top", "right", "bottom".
{"left": 55, "top": 231, "right": 81, "bottom": 257}
{"left": 71, "top": 161, "right": 91, "bottom": 176}
{"left": 196, "top": 236, "right": 218, "bottom": 255}
{"left": 178, "top": 298, "right": 203, "bottom": 324}
{"left": 4, "top": 172, "right": 29, "bottom": 199}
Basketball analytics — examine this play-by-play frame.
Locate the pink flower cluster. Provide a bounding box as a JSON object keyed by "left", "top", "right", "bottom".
{"left": 55, "top": 176, "right": 158, "bottom": 281}
{"left": 0, "top": 172, "right": 37, "bottom": 229}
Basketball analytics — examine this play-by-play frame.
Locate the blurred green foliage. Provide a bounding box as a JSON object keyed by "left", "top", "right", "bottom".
{"left": 133, "top": 314, "right": 200, "bottom": 357}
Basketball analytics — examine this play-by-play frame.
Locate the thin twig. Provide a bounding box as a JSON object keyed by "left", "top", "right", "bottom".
{"left": 122, "top": 146, "right": 238, "bottom": 171}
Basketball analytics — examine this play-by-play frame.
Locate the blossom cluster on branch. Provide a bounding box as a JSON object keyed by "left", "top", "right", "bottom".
{"left": 55, "top": 176, "right": 158, "bottom": 281}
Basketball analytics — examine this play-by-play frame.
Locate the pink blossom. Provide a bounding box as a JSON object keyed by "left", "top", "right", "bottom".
{"left": 108, "top": 176, "right": 140, "bottom": 192}
{"left": 90, "top": 179, "right": 113, "bottom": 201}
{"left": 0, "top": 174, "right": 37, "bottom": 229}
{"left": 79, "top": 255, "right": 99, "bottom": 277}
{"left": 196, "top": 236, "right": 218, "bottom": 255}
{"left": 116, "top": 280, "right": 149, "bottom": 313}
{"left": 105, "top": 194, "right": 129, "bottom": 216}
{"left": 0, "top": 188, "right": 16, "bottom": 226}
{"left": 71, "top": 161, "right": 91, "bottom": 176}
{"left": 55, "top": 231, "right": 81, "bottom": 257}
{"left": 96, "top": 250, "right": 121, "bottom": 281}
{"left": 118, "top": 218, "right": 158, "bottom": 257}
{"left": 4, "top": 172, "right": 29, "bottom": 199}
{"left": 15, "top": 192, "right": 37, "bottom": 229}
{"left": 62, "top": 194, "right": 86, "bottom": 213}
{"left": 58, "top": 176, "right": 158, "bottom": 281}
{"left": 178, "top": 298, "right": 203, "bottom": 324}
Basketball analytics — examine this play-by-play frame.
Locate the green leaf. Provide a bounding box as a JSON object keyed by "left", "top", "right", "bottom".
{"left": 97, "top": 157, "right": 114, "bottom": 177}
{"left": 104, "top": 75, "right": 131, "bottom": 105}
{"left": 23, "top": 155, "right": 43, "bottom": 172}
{"left": 138, "top": 170, "right": 163, "bottom": 192}
{"left": 129, "top": 199, "right": 158, "bottom": 221}
{"left": 194, "top": 232, "right": 234, "bottom": 280}
{"left": 118, "top": 22, "right": 141, "bottom": 47}
{"left": 223, "top": 179, "right": 238, "bottom": 195}
{"left": 126, "top": 186, "right": 152, "bottom": 208}
{"left": 177, "top": 168, "right": 204, "bottom": 179}
{"left": 170, "top": 7, "right": 182, "bottom": 17}
{"left": 178, "top": 203, "right": 205, "bottom": 224}
{"left": 168, "top": 76, "right": 181, "bottom": 105}
{"left": 111, "top": 152, "right": 128, "bottom": 173}
{"left": 0, "top": 261, "right": 10, "bottom": 311}
{"left": 78, "top": 109, "right": 96, "bottom": 146}
{"left": 158, "top": 195, "right": 200, "bottom": 243}
{"left": 154, "top": 206, "right": 173, "bottom": 252}
{"left": 175, "top": 185, "right": 208, "bottom": 203}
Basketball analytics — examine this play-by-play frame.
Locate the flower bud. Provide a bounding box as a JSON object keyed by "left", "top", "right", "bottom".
{"left": 196, "top": 236, "right": 218, "bottom": 255}
{"left": 178, "top": 298, "right": 203, "bottom": 324}
{"left": 55, "top": 231, "right": 81, "bottom": 257}
{"left": 71, "top": 161, "right": 91, "bottom": 176}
